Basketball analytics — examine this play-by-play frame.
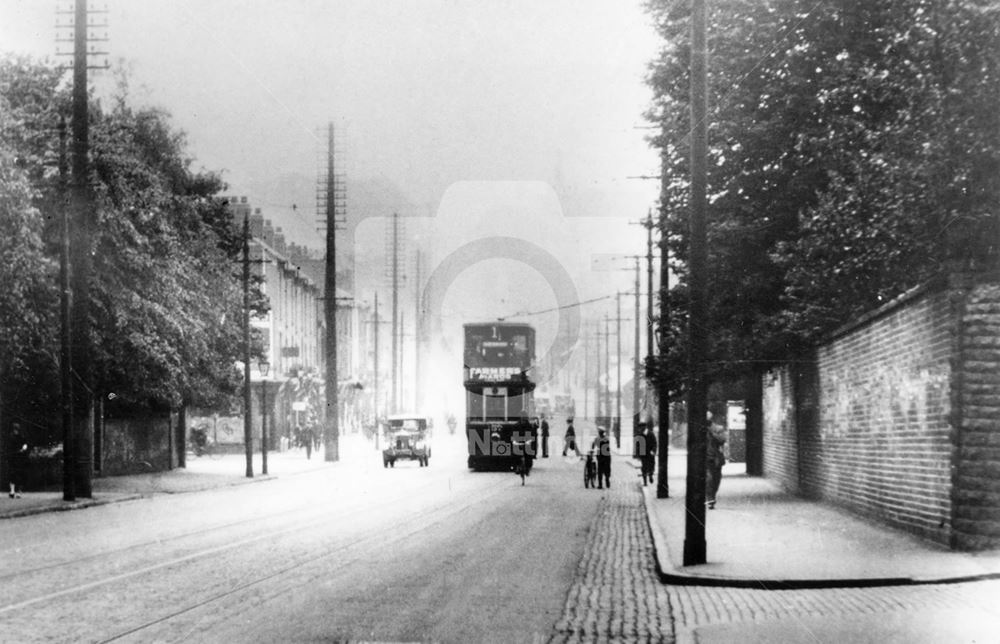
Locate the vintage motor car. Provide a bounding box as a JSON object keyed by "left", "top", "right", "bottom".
{"left": 382, "top": 415, "right": 431, "bottom": 468}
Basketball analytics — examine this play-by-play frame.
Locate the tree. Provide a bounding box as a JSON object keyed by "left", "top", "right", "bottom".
{"left": 0, "top": 56, "right": 64, "bottom": 432}
{"left": 644, "top": 0, "right": 1000, "bottom": 383}
{"left": 0, "top": 55, "right": 268, "bottom": 423}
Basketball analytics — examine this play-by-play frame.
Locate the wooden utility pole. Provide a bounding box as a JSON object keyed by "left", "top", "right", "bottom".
{"left": 684, "top": 0, "right": 709, "bottom": 566}
{"left": 58, "top": 116, "right": 75, "bottom": 501}
{"left": 391, "top": 212, "right": 399, "bottom": 415}
{"left": 324, "top": 123, "right": 340, "bottom": 462}
{"left": 633, "top": 258, "right": 641, "bottom": 458}
{"left": 594, "top": 318, "right": 604, "bottom": 423}
{"left": 603, "top": 313, "right": 611, "bottom": 429}
{"left": 69, "top": 0, "right": 96, "bottom": 498}
{"left": 414, "top": 250, "right": 421, "bottom": 411}
{"left": 583, "top": 325, "right": 589, "bottom": 419}
{"left": 242, "top": 211, "right": 253, "bottom": 478}
{"left": 646, "top": 211, "right": 655, "bottom": 366}
{"left": 373, "top": 292, "right": 380, "bottom": 447}
{"left": 657, "top": 183, "right": 671, "bottom": 499}
{"left": 396, "top": 311, "right": 406, "bottom": 413}
{"left": 616, "top": 292, "right": 622, "bottom": 449}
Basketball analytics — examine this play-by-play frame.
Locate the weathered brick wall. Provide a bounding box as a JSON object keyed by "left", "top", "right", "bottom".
{"left": 810, "top": 289, "right": 955, "bottom": 545}
{"left": 954, "top": 283, "right": 1000, "bottom": 549}
{"left": 764, "top": 285, "right": 957, "bottom": 546}
{"left": 761, "top": 365, "right": 799, "bottom": 493}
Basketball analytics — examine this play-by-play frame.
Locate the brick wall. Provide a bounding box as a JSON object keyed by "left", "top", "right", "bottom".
{"left": 761, "top": 365, "right": 798, "bottom": 493}
{"left": 763, "top": 283, "right": 959, "bottom": 547}
{"left": 954, "top": 283, "right": 1000, "bottom": 549}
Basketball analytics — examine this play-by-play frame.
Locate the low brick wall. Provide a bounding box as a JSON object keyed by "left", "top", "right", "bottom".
{"left": 763, "top": 275, "right": 1000, "bottom": 550}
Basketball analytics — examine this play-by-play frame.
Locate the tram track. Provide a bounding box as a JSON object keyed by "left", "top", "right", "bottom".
{"left": 95, "top": 474, "right": 517, "bottom": 643}
{"left": 0, "top": 467, "right": 492, "bottom": 620}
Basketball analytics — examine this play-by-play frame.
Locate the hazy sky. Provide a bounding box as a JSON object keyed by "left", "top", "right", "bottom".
{"left": 1, "top": 1, "right": 663, "bottom": 385}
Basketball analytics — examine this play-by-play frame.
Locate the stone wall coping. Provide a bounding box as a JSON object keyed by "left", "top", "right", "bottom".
{"left": 821, "top": 271, "right": 1000, "bottom": 346}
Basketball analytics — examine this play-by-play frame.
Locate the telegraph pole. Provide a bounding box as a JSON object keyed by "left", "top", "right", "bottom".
{"left": 414, "top": 250, "right": 421, "bottom": 411}
{"left": 604, "top": 313, "right": 611, "bottom": 429}
{"left": 58, "top": 116, "right": 75, "bottom": 501}
{"left": 615, "top": 292, "right": 622, "bottom": 450}
{"left": 595, "top": 321, "right": 603, "bottom": 421}
{"left": 646, "top": 211, "right": 655, "bottom": 364}
{"left": 373, "top": 292, "right": 380, "bottom": 445}
{"left": 242, "top": 210, "right": 253, "bottom": 478}
{"left": 656, "top": 204, "right": 671, "bottom": 498}
{"left": 583, "top": 325, "right": 589, "bottom": 419}
{"left": 396, "top": 311, "right": 406, "bottom": 413}
{"left": 391, "top": 212, "right": 399, "bottom": 415}
{"left": 66, "top": 0, "right": 107, "bottom": 498}
{"left": 633, "top": 258, "right": 641, "bottom": 458}
{"left": 684, "top": 0, "right": 709, "bottom": 566}
{"left": 323, "top": 123, "right": 340, "bottom": 462}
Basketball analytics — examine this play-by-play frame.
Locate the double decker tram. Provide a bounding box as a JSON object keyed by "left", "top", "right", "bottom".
{"left": 463, "top": 322, "right": 536, "bottom": 470}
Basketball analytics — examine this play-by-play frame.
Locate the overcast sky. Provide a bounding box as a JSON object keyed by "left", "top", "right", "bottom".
{"left": 2, "top": 1, "right": 663, "bottom": 385}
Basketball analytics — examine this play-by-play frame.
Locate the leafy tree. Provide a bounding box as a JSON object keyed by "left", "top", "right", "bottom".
{"left": 0, "top": 54, "right": 268, "bottom": 421}
{"left": 644, "top": 0, "right": 1000, "bottom": 388}
{"left": 0, "top": 56, "right": 64, "bottom": 424}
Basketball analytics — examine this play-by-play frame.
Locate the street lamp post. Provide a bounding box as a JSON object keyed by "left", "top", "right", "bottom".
{"left": 259, "top": 359, "right": 270, "bottom": 475}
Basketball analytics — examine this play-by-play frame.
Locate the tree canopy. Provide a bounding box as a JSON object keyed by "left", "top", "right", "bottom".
{"left": 645, "top": 0, "right": 1000, "bottom": 390}
{"left": 0, "top": 54, "right": 267, "bottom": 418}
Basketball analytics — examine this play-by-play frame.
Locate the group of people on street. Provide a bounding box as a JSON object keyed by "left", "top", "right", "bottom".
{"left": 564, "top": 417, "right": 613, "bottom": 488}
{"left": 556, "top": 412, "right": 727, "bottom": 505}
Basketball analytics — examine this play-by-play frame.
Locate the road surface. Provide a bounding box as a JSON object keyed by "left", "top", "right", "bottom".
{"left": 0, "top": 436, "right": 600, "bottom": 643}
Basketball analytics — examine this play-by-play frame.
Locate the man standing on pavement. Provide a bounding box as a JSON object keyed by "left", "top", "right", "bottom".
{"left": 539, "top": 415, "right": 550, "bottom": 458}
{"left": 639, "top": 422, "right": 656, "bottom": 486}
{"left": 562, "top": 417, "right": 581, "bottom": 457}
{"left": 706, "top": 412, "right": 727, "bottom": 508}
{"left": 592, "top": 427, "right": 612, "bottom": 489}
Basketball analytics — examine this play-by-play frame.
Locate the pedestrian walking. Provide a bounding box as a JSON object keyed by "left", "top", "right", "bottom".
{"left": 515, "top": 412, "right": 535, "bottom": 473}
{"left": 299, "top": 424, "right": 313, "bottom": 460}
{"left": 592, "top": 427, "right": 611, "bottom": 489}
{"left": 539, "top": 415, "right": 550, "bottom": 458}
{"left": 706, "top": 412, "right": 727, "bottom": 509}
{"left": 8, "top": 425, "right": 28, "bottom": 499}
{"left": 562, "top": 417, "right": 581, "bottom": 457}
{"left": 638, "top": 422, "right": 657, "bottom": 486}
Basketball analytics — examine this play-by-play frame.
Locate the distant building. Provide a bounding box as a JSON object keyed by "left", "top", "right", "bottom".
{"left": 225, "top": 196, "right": 375, "bottom": 437}
{"left": 227, "top": 196, "right": 324, "bottom": 378}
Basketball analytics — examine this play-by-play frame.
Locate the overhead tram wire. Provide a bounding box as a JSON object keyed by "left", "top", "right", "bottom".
{"left": 495, "top": 293, "right": 617, "bottom": 321}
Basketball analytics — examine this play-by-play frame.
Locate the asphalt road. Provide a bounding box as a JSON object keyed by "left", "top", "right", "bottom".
{"left": 0, "top": 436, "right": 600, "bottom": 643}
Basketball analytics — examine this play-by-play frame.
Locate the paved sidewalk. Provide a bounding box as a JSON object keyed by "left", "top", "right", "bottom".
{"left": 0, "top": 434, "right": 380, "bottom": 520}
{"left": 639, "top": 450, "right": 1000, "bottom": 588}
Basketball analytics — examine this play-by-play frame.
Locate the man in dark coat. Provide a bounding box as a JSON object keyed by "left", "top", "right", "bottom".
{"left": 515, "top": 413, "right": 535, "bottom": 472}
{"left": 562, "top": 417, "right": 580, "bottom": 457}
{"left": 639, "top": 423, "right": 657, "bottom": 486}
{"left": 592, "top": 427, "right": 612, "bottom": 489}
{"left": 706, "top": 413, "right": 728, "bottom": 508}
{"left": 538, "top": 415, "right": 550, "bottom": 458}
